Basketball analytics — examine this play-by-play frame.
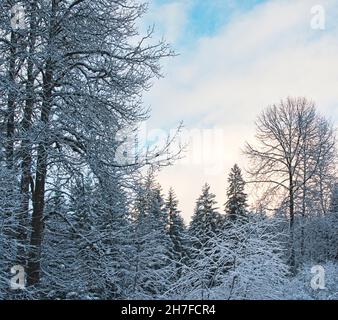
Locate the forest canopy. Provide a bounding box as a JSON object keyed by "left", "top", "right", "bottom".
{"left": 0, "top": 1, "right": 337, "bottom": 300}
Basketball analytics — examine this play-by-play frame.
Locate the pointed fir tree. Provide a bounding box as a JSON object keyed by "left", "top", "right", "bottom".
{"left": 42, "top": 171, "right": 134, "bottom": 299}
{"left": 189, "top": 183, "right": 221, "bottom": 249}
{"left": 182, "top": 184, "right": 223, "bottom": 297}
{"left": 165, "top": 188, "right": 187, "bottom": 273}
{"left": 131, "top": 172, "right": 175, "bottom": 298}
{"left": 225, "top": 164, "right": 248, "bottom": 220}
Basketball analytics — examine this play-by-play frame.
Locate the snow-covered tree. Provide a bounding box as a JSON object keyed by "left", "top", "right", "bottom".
{"left": 284, "top": 262, "right": 338, "bottom": 300}
{"left": 245, "top": 97, "right": 336, "bottom": 271}
{"left": 165, "top": 188, "right": 187, "bottom": 275}
{"left": 39, "top": 170, "right": 135, "bottom": 300}
{"left": 0, "top": 0, "right": 177, "bottom": 289}
{"left": 330, "top": 183, "right": 338, "bottom": 214}
{"left": 189, "top": 183, "right": 222, "bottom": 250}
{"left": 131, "top": 173, "right": 175, "bottom": 299}
{"left": 225, "top": 164, "right": 248, "bottom": 220}
{"left": 179, "top": 184, "right": 223, "bottom": 297}
{"left": 0, "top": 164, "right": 20, "bottom": 299}
{"left": 172, "top": 215, "right": 289, "bottom": 300}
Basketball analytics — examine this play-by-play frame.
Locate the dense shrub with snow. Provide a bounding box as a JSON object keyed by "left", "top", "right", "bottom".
{"left": 283, "top": 262, "right": 338, "bottom": 300}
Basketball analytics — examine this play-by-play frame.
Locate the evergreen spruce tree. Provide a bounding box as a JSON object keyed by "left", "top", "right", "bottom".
{"left": 181, "top": 184, "right": 222, "bottom": 298}
{"left": 189, "top": 183, "right": 221, "bottom": 249}
{"left": 131, "top": 172, "right": 175, "bottom": 298}
{"left": 41, "top": 170, "right": 135, "bottom": 299}
{"left": 225, "top": 164, "right": 248, "bottom": 220}
{"left": 165, "top": 188, "right": 186, "bottom": 274}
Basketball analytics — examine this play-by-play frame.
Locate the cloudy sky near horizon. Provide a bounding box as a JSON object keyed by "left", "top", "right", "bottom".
{"left": 140, "top": 0, "right": 338, "bottom": 222}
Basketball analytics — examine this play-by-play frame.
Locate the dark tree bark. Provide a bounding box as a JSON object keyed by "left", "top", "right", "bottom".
{"left": 6, "top": 31, "right": 16, "bottom": 170}
{"left": 17, "top": 0, "right": 37, "bottom": 267}
{"left": 27, "top": 57, "right": 54, "bottom": 286}
{"left": 27, "top": 0, "right": 57, "bottom": 285}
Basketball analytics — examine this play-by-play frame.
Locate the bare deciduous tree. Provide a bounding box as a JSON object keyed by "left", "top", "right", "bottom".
{"left": 244, "top": 97, "right": 336, "bottom": 271}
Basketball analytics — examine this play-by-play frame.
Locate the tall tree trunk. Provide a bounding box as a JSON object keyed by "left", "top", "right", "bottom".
{"left": 289, "top": 174, "right": 296, "bottom": 273}
{"left": 17, "top": 0, "right": 37, "bottom": 267}
{"left": 300, "top": 156, "right": 307, "bottom": 262}
{"left": 27, "top": 0, "right": 58, "bottom": 287}
{"left": 27, "top": 60, "right": 53, "bottom": 286}
{"left": 6, "top": 31, "right": 16, "bottom": 170}
{"left": 318, "top": 166, "right": 327, "bottom": 216}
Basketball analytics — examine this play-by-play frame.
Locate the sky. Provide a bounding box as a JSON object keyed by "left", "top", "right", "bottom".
{"left": 139, "top": 0, "right": 338, "bottom": 222}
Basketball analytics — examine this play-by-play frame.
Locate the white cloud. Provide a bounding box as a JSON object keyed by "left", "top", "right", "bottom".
{"left": 143, "top": 0, "right": 338, "bottom": 221}
{"left": 142, "top": 1, "right": 191, "bottom": 43}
